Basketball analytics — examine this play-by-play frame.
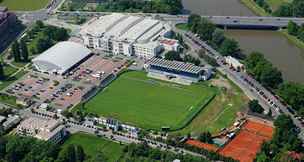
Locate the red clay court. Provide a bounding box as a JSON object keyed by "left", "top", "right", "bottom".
{"left": 219, "top": 120, "right": 274, "bottom": 162}
{"left": 186, "top": 139, "right": 219, "bottom": 152}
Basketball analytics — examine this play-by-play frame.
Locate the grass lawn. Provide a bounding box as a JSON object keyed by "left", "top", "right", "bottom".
{"left": 175, "top": 75, "right": 248, "bottom": 136}
{"left": 0, "top": 70, "right": 27, "bottom": 90}
{"left": 84, "top": 71, "right": 216, "bottom": 130}
{"left": 62, "top": 133, "right": 124, "bottom": 162}
{"left": 0, "top": 93, "right": 17, "bottom": 107}
{"left": 3, "top": 64, "right": 18, "bottom": 77}
{"left": 0, "top": 0, "right": 50, "bottom": 11}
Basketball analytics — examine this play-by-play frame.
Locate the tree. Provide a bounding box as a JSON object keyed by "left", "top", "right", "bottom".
{"left": 188, "top": 14, "right": 201, "bottom": 28}
{"left": 75, "top": 145, "right": 85, "bottom": 162}
{"left": 287, "top": 21, "right": 299, "bottom": 35}
{"left": 20, "top": 39, "right": 29, "bottom": 62}
{"left": 35, "top": 21, "right": 44, "bottom": 29}
{"left": 11, "top": 41, "right": 21, "bottom": 62}
{"left": 219, "top": 38, "right": 240, "bottom": 57}
{"left": 273, "top": 3, "right": 292, "bottom": 17}
{"left": 0, "top": 137, "right": 6, "bottom": 158}
{"left": 35, "top": 37, "right": 53, "bottom": 54}
{"left": 57, "top": 144, "right": 76, "bottom": 162}
{"left": 0, "top": 63, "right": 5, "bottom": 80}
{"left": 211, "top": 28, "right": 225, "bottom": 48}
{"left": 164, "top": 51, "right": 182, "bottom": 61}
{"left": 198, "top": 132, "right": 213, "bottom": 144}
{"left": 183, "top": 55, "right": 200, "bottom": 65}
{"left": 292, "top": 0, "right": 304, "bottom": 17}
{"left": 277, "top": 83, "right": 304, "bottom": 116}
{"left": 259, "top": 65, "right": 283, "bottom": 89}
{"left": 248, "top": 100, "right": 264, "bottom": 114}
{"left": 245, "top": 52, "right": 283, "bottom": 89}
{"left": 88, "top": 152, "right": 107, "bottom": 162}
{"left": 196, "top": 18, "right": 216, "bottom": 41}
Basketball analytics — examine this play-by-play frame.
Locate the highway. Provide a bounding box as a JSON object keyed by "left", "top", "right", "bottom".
{"left": 173, "top": 27, "right": 304, "bottom": 141}
{"left": 53, "top": 11, "right": 304, "bottom": 29}
{"left": 161, "top": 15, "right": 304, "bottom": 29}
{"left": 16, "top": 7, "right": 304, "bottom": 30}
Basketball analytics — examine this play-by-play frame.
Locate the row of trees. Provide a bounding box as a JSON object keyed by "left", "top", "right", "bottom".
{"left": 85, "top": 0, "right": 183, "bottom": 14}
{"left": 277, "top": 83, "right": 304, "bottom": 117}
{"left": 273, "top": 0, "right": 304, "bottom": 17}
{"left": 248, "top": 99, "right": 264, "bottom": 114}
{"left": 253, "top": 0, "right": 304, "bottom": 17}
{"left": 188, "top": 14, "right": 242, "bottom": 59}
{"left": 245, "top": 52, "right": 304, "bottom": 117}
{"left": 0, "top": 135, "right": 122, "bottom": 162}
{"left": 164, "top": 51, "right": 201, "bottom": 66}
{"left": 123, "top": 142, "right": 210, "bottom": 162}
{"left": 22, "top": 21, "right": 69, "bottom": 57}
{"left": 0, "top": 135, "right": 87, "bottom": 162}
{"left": 255, "top": 115, "right": 303, "bottom": 162}
{"left": 11, "top": 40, "right": 29, "bottom": 63}
{"left": 254, "top": 0, "right": 272, "bottom": 13}
{"left": 245, "top": 52, "right": 283, "bottom": 89}
{"left": 287, "top": 21, "right": 304, "bottom": 43}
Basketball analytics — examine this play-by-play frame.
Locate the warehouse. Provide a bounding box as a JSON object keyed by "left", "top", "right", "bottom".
{"left": 144, "top": 58, "right": 213, "bottom": 85}
{"left": 32, "top": 41, "right": 92, "bottom": 75}
{"left": 80, "top": 13, "right": 173, "bottom": 58}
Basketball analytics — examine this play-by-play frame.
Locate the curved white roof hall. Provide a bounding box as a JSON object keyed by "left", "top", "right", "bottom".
{"left": 32, "top": 41, "right": 91, "bottom": 74}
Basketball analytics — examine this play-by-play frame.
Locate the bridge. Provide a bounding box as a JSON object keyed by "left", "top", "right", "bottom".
{"left": 161, "top": 15, "right": 304, "bottom": 29}
{"left": 20, "top": 9, "right": 303, "bottom": 30}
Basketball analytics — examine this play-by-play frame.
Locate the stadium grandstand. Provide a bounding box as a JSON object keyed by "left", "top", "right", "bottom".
{"left": 144, "top": 58, "right": 212, "bottom": 85}
{"left": 80, "top": 13, "right": 177, "bottom": 59}
{"left": 32, "top": 41, "right": 92, "bottom": 75}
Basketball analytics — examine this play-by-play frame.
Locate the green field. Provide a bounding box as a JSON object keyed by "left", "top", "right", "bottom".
{"left": 84, "top": 71, "right": 216, "bottom": 130}
{"left": 63, "top": 133, "right": 124, "bottom": 162}
{"left": 0, "top": 0, "right": 49, "bottom": 11}
{"left": 175, "top": 74, "right": 248, "bottom": 135}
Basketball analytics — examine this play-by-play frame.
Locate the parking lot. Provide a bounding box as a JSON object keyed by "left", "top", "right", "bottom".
{"left": 67, "top": 55, "right": 127, "bottom": 86}
{"left": 3, "top": 55, "right": 128, "bottom": 112}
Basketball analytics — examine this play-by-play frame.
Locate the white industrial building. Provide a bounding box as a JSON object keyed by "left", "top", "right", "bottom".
{"left": 32, "top": 41, "right": 92, "bottom": 75}
{"left": 80, "top": 13, "right": 174, "bottom": 59}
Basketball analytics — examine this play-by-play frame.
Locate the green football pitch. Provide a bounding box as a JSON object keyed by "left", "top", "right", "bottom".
{"left": 0, "top": 0, "right": 49, "bottom": 11}
{"left": 84, "top": 71, "right": 216, "bottom": 130}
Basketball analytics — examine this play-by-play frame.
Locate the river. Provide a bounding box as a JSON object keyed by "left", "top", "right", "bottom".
{"left": 182, "top": 0, "right": 304, "bottom": 83}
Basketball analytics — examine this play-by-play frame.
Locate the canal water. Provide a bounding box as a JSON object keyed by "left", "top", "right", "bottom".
{"left": 182, "top": 0, "right": 255, "bottom": 16}
{"left": 182, "top": 0, "right": 304, "bottom": 83}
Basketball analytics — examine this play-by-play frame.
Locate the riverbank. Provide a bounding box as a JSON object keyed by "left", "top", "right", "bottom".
{"left": 240, "top": 0, "right": 304, "bottom": 55}
{"left": 240, "top": 0, "right": 269, "bottom": 16}
{"left": 280, "top": 30, "right": 304, "bottom": 57}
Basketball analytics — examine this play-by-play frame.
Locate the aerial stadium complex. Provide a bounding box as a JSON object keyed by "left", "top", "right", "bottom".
{"left": 32, "top": 41, "right": 92, "bottom": 75}
{"left": 144, "top": 58, "right": 212, "bottom": 85}
{"left": 80, "top": 13, "right": 177, "bottom": 59}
